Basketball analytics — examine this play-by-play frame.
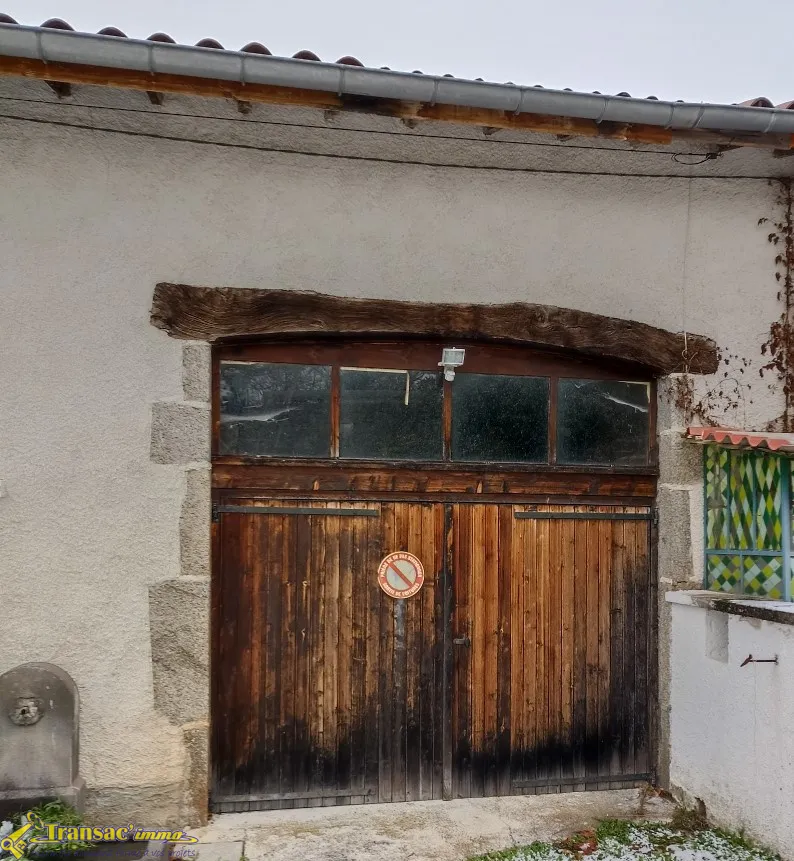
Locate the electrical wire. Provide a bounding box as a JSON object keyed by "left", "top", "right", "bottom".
{"left": 0, "top": 93, "right": 715, "bottom": 159}
{"left": 0, "top": 111, "right": 777, "bottom": 180}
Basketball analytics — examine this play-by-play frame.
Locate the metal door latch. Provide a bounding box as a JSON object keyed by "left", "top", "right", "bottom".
{"left": 452, "top": 636, "right": 471, "bottom": 647}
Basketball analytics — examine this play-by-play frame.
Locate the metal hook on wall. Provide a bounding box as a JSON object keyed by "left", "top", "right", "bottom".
{"left": 740, "top": 654, "right": 779, "bottom": 667}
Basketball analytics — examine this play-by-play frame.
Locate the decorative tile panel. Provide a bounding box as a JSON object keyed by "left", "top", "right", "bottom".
{"left": 705, "top": 445, "right": 730, "bottom": 550}
{"left": 706, "top": 554, "right": 742, "bottom": 593}
{"left": 703, "top": 445, "right": 791, "bottom": 601}
{"left": 754, "top": 453, "right": 782, "bottom": 551}
{"left": 742, "top": 555, "right": 783, "bottom": 599}
{"left": 729, "top": 451, "right": 754, "bottom": 550}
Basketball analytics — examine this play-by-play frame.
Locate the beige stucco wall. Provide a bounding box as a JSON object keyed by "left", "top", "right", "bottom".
{"left": 0, "top": 116, "right": 786, "bottom": 821}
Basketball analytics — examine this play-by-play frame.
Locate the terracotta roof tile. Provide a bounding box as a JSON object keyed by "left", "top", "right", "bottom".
{"left": 686, "top": 426, "right": 794, "bottom": 452}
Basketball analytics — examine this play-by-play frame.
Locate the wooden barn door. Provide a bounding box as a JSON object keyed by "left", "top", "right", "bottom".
{"left": 212, "top": 497, "right": 654, "bottom": 811}
{"left": 211, "top": 498, "right": 446, "bottom": 811}
{"left": 449, "top": 503, "right": 653, "bottom": 797}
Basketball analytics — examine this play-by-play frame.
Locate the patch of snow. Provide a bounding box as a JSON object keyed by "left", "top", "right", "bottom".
{"left": 489, "top": 825, "right": 777, "bottom": 861}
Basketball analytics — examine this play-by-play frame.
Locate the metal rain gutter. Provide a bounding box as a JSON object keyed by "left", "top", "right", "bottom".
{"left": 2, "top": 22, "right": 794, "bottom": 136}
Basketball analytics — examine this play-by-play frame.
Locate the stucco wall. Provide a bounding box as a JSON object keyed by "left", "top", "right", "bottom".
{"left": 0, "top": 115, "right": 786, "bottom": 821}
{"left": 668, "top": 593, "right": 794, "bottom": 858}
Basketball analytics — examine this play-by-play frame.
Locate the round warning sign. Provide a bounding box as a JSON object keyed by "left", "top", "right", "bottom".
{"left": 377, "top": 551, "right": 425, "bottom": 599}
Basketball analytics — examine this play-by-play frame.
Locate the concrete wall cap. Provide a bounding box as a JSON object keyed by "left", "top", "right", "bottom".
{"left": 666, "top": 589, "right": 794, "bottom": 625}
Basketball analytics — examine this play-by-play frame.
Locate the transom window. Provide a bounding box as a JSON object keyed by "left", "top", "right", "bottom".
{"left": 215, "top": 342, "right": 653, "bottom": 468}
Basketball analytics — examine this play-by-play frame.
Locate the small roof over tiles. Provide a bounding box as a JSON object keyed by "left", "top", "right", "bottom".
{"left": 686, "top": 426, "right": 794, "bottom": 453}
{"left": 1, "top": 14, "right": 794, "bottom": 148}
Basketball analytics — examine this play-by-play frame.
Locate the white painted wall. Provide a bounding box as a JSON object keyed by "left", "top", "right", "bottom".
{"left": 668, "top": 592, "right": 794, "bottom": 858}
{"left": 0, "top": 114, "right": 786, "bottom": 812}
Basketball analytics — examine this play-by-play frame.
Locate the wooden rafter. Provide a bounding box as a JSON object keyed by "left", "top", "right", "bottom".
{"left": 150, "top": 282, "right": 718, "bottom": 374}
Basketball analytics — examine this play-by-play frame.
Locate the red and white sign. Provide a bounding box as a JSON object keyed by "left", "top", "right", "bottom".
{"left": 377, "top": 551, "right": 425, "bottom": 599}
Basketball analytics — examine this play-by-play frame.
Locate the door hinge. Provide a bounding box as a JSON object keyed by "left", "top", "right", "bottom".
{"left": 652, "top": 508, "right": 659, "bottom": 527}
{"left": 212, "top": 502, "right": 220, "bottom": 523}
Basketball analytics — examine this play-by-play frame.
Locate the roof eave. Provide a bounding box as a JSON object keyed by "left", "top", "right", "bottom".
{"left": 1, "top": 23, "right": 794, "bottom": 147}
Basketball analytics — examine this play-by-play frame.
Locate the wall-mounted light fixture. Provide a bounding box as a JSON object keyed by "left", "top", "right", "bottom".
{"left": 439, "top": 347, "right": 465, "bottom": 382}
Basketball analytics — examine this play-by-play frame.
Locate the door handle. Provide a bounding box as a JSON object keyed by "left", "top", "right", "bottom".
{"left": 452, "top": 636, "right": 471, "bottom": 647}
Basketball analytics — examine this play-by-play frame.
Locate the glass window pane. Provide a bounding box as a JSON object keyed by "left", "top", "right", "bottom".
{"left": 452, "top": 374, "right": 549, "bottom": 463}
{"left": 219, "top": 362, "right": 331, "bottom": 457}
{"left": 340, "top": 369, "right": 443, "bottom": 460}
{"left": 557, "top": 379, "right": 649, "bottom": 466}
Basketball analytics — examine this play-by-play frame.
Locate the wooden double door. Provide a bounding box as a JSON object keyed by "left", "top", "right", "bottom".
{"left": 211, "top": 497, "right": 654, "bottom": 812}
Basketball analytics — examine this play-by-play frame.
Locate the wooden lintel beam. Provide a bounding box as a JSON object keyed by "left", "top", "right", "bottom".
{"left": 150, "top": 282, "right": 719, "bottom": 375}
{"left": 1, "top": 56, "right": 791, "bottom": 150}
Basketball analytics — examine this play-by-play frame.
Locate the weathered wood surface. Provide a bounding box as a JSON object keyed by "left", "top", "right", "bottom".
{"left": 212, "top": 497, "right": 655, "bottom": 811}
{"left": 212, "top": 498, "right": 445, "bottom": 811}
{"left": 212, "top": 462, "right": 657, "bottom": 499}
{"left": 449, "top": 503, "right": 654, "bottom": 797}
{"left": 152, "top": 283, "right": 718, "bottom": 374}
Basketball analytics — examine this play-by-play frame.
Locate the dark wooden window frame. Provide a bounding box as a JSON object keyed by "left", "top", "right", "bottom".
{"left": 212, "top": 338, "right": 658, "bottom": 477}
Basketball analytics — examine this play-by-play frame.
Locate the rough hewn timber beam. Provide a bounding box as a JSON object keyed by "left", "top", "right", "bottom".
{"left": 150, "top": 283, "right": 718, "bottom": 375}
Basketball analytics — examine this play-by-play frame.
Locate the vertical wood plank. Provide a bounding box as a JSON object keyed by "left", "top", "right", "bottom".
{"left": 391, "top": 504, "right": 409, "bottom": 802}
{"left": 378, "top": 502, "right": 395, "bottom": 802}
{"left": 306, "top": 503, "right": 326, "bottom": 806}
{"left": 434, "top": 503, "right": 448, "bottom": 800}
{"left": 609, "top": 518, "right": 626, "bottom": 778}
{"left": 634, "top": 518, "right": 651, "bottom": 777}
{"left": 405, "top": 503, "right": 423, "bottom": 801}
{"left": 293, "top": 510, "right": 311, "bottom": 807}
{"left": 441, "top": 503, "right": 454, "bottom": 800}
{"left": 571, "top": 516, "right": 588, "bottom": 790}
{"left": 278, "top": 512, "right": 297, "bottom": 804}
{"left": 364, "top": 506, "right": 382, "bottom": 802}
{"left": 622, "top": 517, "right": 638, "bottom": 777}
{"left": 335, "top": 508, "right": 354, "bottom": 802}
{"left": 559, "top": 512, "right": 575, "bottom": 788}
{"left": 510, "top": 508, "right": 525, "bottom": 790}
{"left": 263, "top": 511, "right": 284, "bottom": 796}
{"left": 533, "top": 511, "right": 549, "bottom": 794}
{"left": 585, "top": 515, "right": 600, "bottom": 782}
{"left": 548, "top": 515, "right": 563, "bottom": 791}
{"left": 483, "top": 504, "right": 499, "bottom": 797}
{"left": 470, "top": 503, "right": 486, "bottom": 798}
{"left": 597, "top": 510, "right": 613, "bottom": 787}
{"left": 418, "top": 503, "right": 436, "bottom": 799}
{"left": 496, "top": 505, "right": 512, "bottom": 795}
{"left": 522, "top": 514, "right": 538, "bottom": 787}
{"left": 451, "top": 503, "right": 472, "bottom": 799}
{"left": 240, "top": 513, "right": 259, "bottom": 797}
{"left": 322, "top": 502, "right": 341, "bottom": 805}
